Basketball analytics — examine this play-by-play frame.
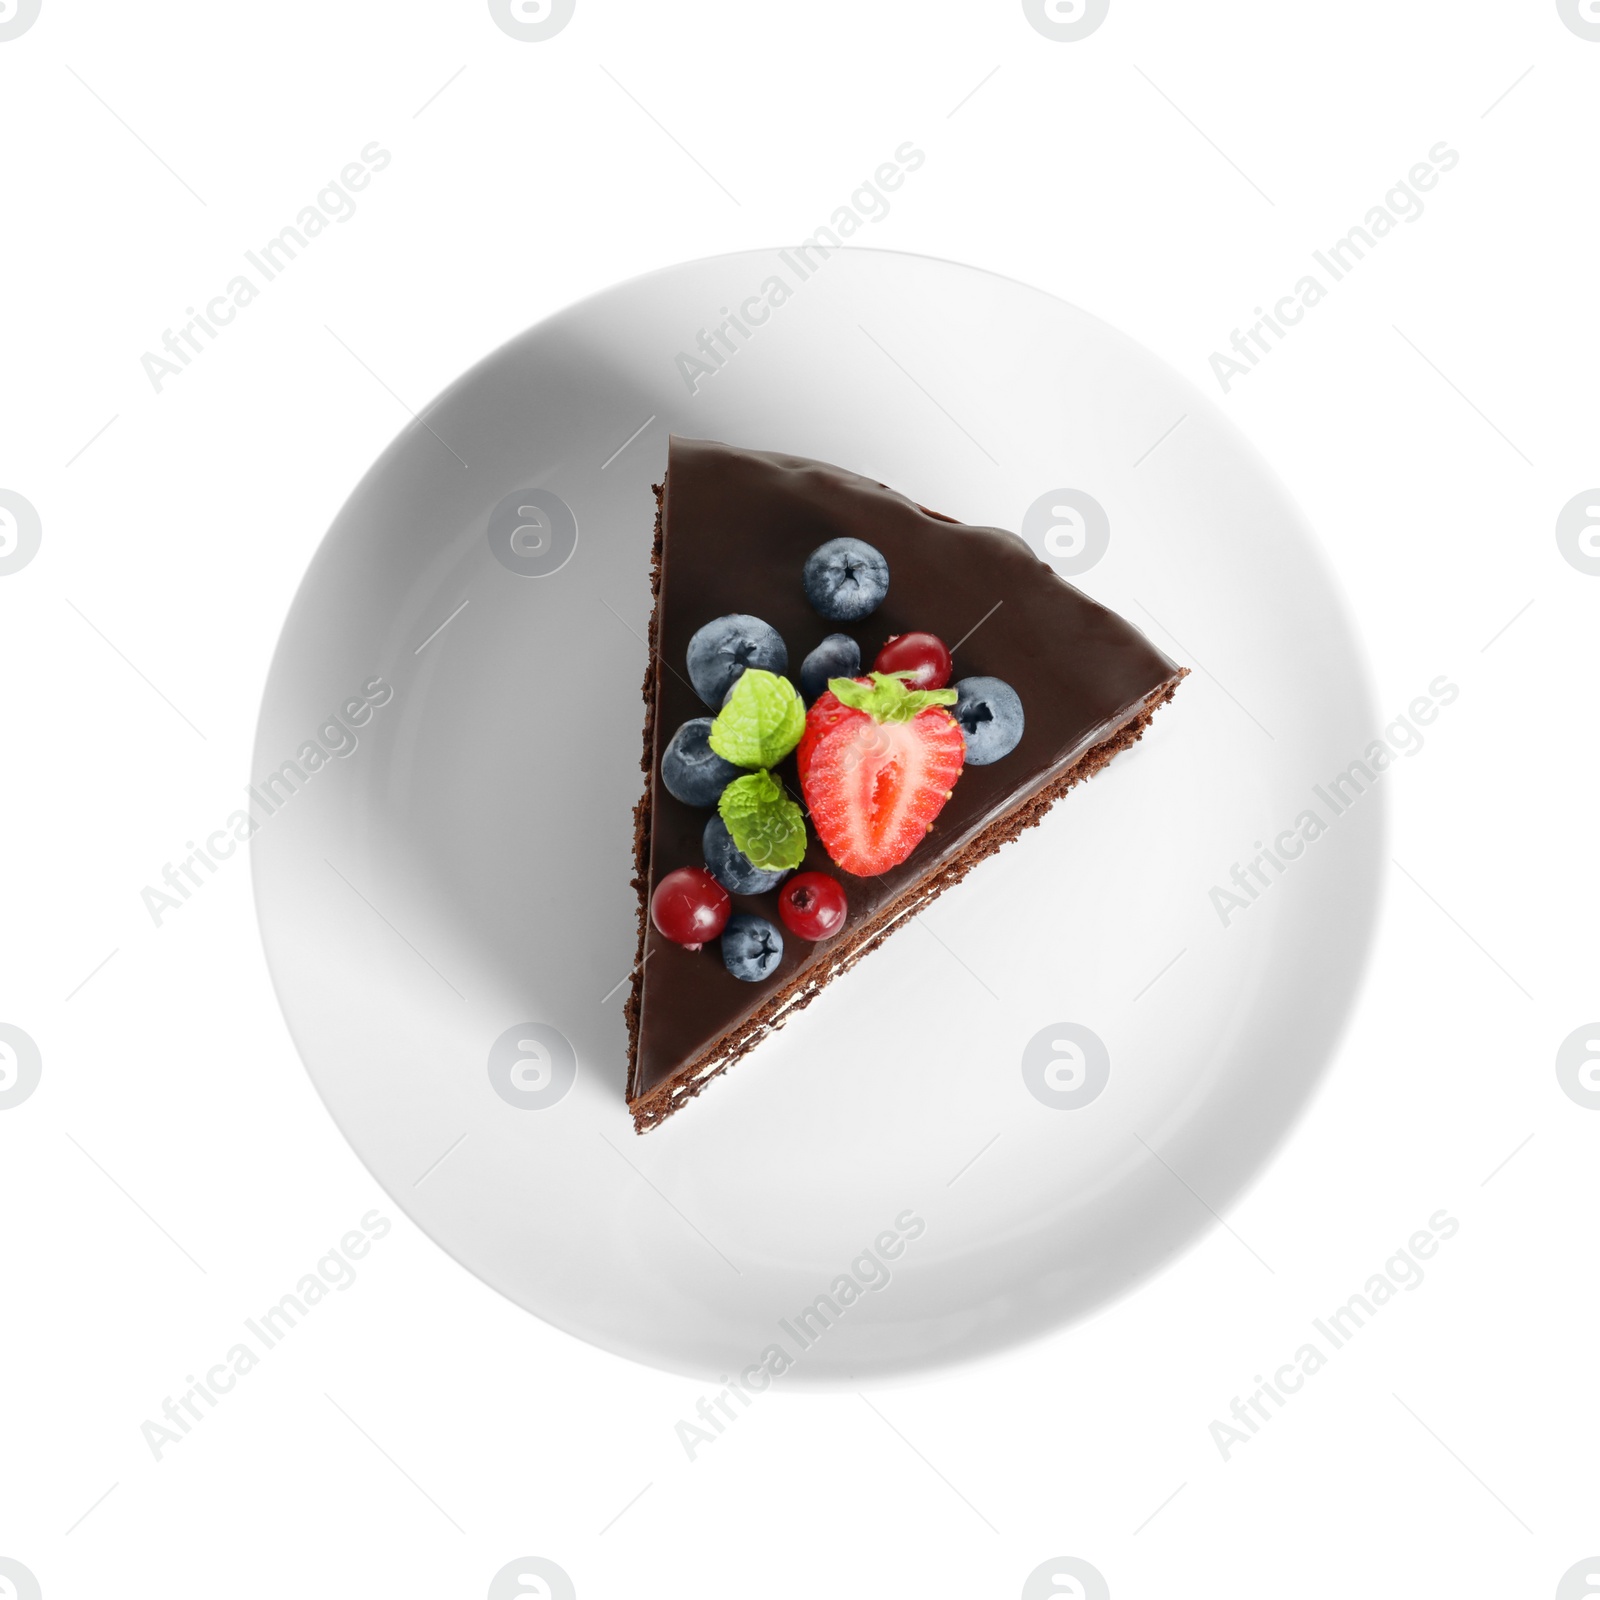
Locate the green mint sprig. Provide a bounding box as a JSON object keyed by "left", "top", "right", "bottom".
{"left": 708, "top": 668, "right": 806, "bottom": 769}
{"left": 718, "top": 770, "right": 807, "bottom": 871}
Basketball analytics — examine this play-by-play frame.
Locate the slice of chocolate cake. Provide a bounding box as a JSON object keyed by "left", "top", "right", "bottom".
{"left": 624, "top": 437, "right": 1185, "bottom": 1132}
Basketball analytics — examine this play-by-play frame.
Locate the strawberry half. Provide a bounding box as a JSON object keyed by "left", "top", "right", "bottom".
{"left": 798, "top": 672, "right": 966, "bottom": 876}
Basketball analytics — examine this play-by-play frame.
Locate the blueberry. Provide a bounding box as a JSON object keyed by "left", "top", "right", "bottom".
{"left": 686, "top": 614, "right": 787, "bottom": 708}
{"left": 703, "top": 815, "right": 789, "bottom": 895}
{"left": 802, "top": 538, "right": 889, "bottom": 622}
{"left": 952, "top": 676, "right": 1024, "bottom": 765}
{"left": 661, "top": 718, "right": 742, "bottom": 806}
{"left": 721, "top": 913, "right": 785, "bottom": 982}
{"left": 798, "top": 633, "right": 861, "bottom": 702}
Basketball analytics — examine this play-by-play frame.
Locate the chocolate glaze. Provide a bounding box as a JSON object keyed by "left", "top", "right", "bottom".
{"left": 627, "top": 438, "right": 1182, "bottom": 1112}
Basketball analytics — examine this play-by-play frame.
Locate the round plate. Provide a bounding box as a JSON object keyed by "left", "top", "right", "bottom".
{"left": 252, "top": 249, "right": 1382, "bottom": 1383}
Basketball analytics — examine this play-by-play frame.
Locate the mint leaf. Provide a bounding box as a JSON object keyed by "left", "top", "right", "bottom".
{"left": 826, "top": 670, "right": 958, "bottom": 725}
{"left": 718, "top": 770, "right": 807, "bottom": 871}
{"left": 708, "top": 668, "right": 806, "bottom": 769}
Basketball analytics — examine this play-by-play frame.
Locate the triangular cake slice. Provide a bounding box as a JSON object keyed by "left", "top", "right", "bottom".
{"left": 625, "top": 437, "right": 1185, "bottom": 1132}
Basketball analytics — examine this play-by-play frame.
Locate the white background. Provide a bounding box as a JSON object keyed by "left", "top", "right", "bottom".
{"left": 2, "top": 2, "right": 1596, "bottom": 1596}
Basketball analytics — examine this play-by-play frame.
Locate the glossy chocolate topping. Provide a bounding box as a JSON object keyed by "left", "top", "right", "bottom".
{"left": 629, "top": 437, "right": 1181, "bottom": 1106}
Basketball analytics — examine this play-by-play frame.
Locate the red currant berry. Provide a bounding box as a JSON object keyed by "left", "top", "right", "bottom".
{"left": 652, "top": 866, "right": 730, "bottom": 950}
{"left": 874, "top": 631, "right": 952, "bottom": 690}
{"left": 778, "top": 872, "right": 848, "bottom": 941}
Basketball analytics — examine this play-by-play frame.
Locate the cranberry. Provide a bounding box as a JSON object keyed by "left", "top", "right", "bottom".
{"left": 778, "top": 872, "right": 849, "bottom": 941}
{"left": 652, "top": 866, "right": 730, "bottom": 950}
{"left": 874, "top": 631, "right": 952, "bottom": 690}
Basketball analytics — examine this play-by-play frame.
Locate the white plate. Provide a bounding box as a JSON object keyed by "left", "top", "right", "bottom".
{"left": 252, "top": 249, "right": 1382, "bottom": 1383}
